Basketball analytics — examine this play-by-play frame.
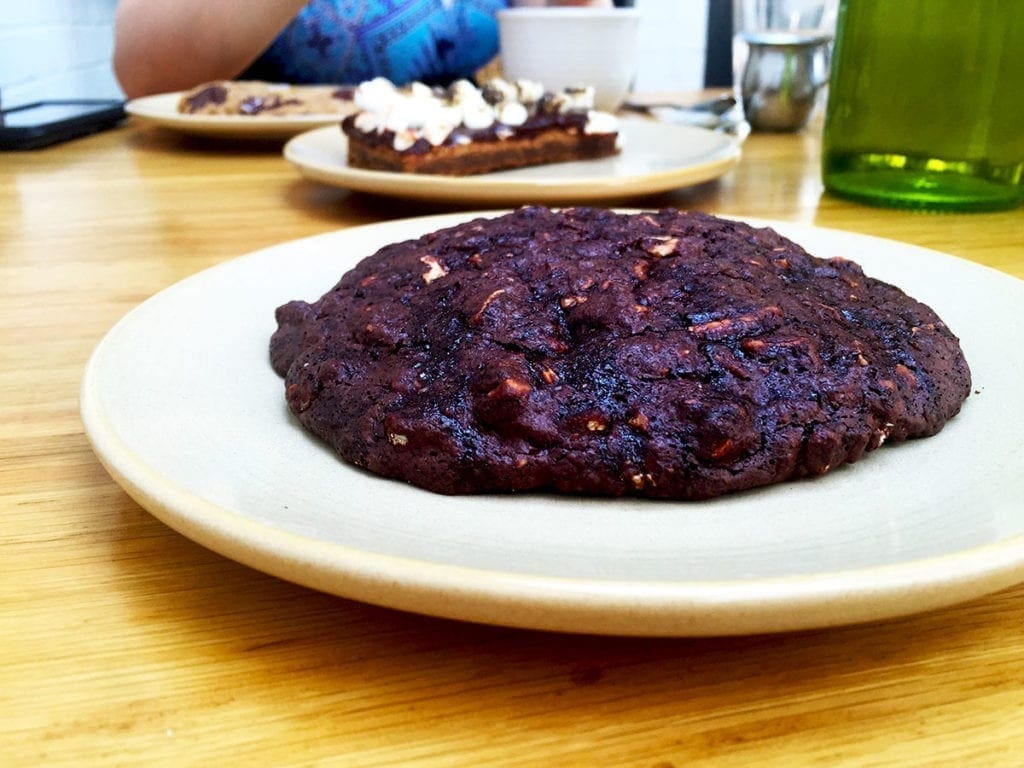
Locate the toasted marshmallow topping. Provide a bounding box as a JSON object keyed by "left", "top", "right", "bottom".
{"left": 462, "top": 100, "right": 496, "bottom": 131}
{"left": 498, "top": 101, "right": 529, "bottom": 127}
{"left": 353, "top": 77, "right": 397, "bottom": 113}
{"left": 350, "top": 77, "right": 618, "bottom": 151}
{"left": 585, "top": 109, "right": 619, "bottom": 135}
{"left": 557, "top": 86, "right": 596, "bottom": 112}
{"left": 515, "top": 79, "right": 545, "bottom": 105}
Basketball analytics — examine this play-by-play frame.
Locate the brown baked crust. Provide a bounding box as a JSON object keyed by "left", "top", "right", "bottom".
{"left": 344, "top": 125, "right": 619, "bottom": 175}
{"left": 270, "top": 207, "right": 972, "bottom": 500}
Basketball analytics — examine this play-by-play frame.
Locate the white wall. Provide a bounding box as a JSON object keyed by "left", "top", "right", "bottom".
{"left": 0, "top": 0, "right": 709, "bottom": 109}
{"left": 634, "top": 0, "right": 709, "bottom": 93}
{"left": 0, "top": 0, "right": 122, "bottom": 108}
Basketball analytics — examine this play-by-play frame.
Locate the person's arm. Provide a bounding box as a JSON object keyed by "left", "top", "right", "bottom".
{"left": 113, "top": 0, "right": 310, "bottom": 98}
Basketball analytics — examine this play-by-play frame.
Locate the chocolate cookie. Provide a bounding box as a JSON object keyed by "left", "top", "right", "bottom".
{"left": 177, "top": 80, "right": 356, "bottom": 116}
{"left": 270, "top": 207, "right": 971, "bottom": 499}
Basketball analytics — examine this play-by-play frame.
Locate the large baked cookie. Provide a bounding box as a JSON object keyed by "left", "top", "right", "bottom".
{"left": 177, "top": 80, "right": 356, "bottom": 116}
{"left": 271, "top": 207, "right": 971, "bottom": 499}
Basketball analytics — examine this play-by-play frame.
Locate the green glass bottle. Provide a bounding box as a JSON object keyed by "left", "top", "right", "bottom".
{"left": 822, "top": 0, "right": 1024, "bottom": 211}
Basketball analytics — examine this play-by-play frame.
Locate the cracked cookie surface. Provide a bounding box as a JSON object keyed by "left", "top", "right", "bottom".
{"left": 270, "top": 207, "right": 971, "bottom": 499}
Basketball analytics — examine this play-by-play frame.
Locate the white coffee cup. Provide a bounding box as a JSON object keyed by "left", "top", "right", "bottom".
{"left": 497, "top": 7, "right": 641, "bottom": 111}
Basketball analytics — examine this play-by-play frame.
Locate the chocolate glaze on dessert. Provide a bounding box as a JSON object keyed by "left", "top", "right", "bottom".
{"left": 341, "top": 110, "right": 590, "bottom": 156}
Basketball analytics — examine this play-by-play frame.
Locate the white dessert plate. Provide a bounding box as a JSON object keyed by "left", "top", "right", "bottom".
{"left": 125, "top": 91, "right": 348, "bottom": 139}
{"left": 283, "top": 118, "right": 741, "bottom": 203}
{"left": 81, "top": 213, "right": 1024, "bottom": 637}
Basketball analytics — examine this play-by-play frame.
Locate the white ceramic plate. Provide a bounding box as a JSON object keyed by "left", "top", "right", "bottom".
{"left": 81, "top": 213, "right": 1024, "bottom": 636}
{"left": 125, "top": 92, "right": 347, "bottom": 139}
{"left": 283, "top": 118, "right": 740, "bottom": 203}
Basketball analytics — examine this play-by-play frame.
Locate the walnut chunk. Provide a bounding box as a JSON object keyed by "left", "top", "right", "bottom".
{"left": 689, "top": 317, "right": 733, "bottom": 336}
{"left": 419, "top": 255, "right": 448, "bottom": 284}
{"left": 869, "top": 421, "right": 895, "bottom": 449}
{"left": 895, "top": 364, "right": 917, "bottom": 386}
{"left": 689, "top": 306, "right": 782, "bottom": 341}
{"left": 487, "top": 377, "right": 532, "bottom": 399}
{"left": 540, "top": 367, "right": 559, "bottom": 385}
{"left": 574, "top": 276, "right": 595, "bottom": 291}
{"left": 388, "top": 432, "right": 409, "bottom": 446}
{"left": 628, "top": 412, "right": 650, "bottom": 431}
{"left": 630, "top": 472, "right": 655, "bottom": 490}
{"left": 645, "top": 236, "right": 679, "bottom": 257}
{"left": 560, "top": 295, "right": 588, "bottom": 309}
{"left": 470, "top": 288, "right": 507, "bottom": 324}
{"left": 709, "top": 439, "right": 738, "bottom": 460}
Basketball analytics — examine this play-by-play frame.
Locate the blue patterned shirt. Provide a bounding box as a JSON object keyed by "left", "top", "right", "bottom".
{"left": 245, "top": 0, "right": 507, "bottom": 86}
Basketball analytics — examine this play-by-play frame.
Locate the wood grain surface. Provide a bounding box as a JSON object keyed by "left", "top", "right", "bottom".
{"left": 3, "top": 106, "right": 1024, "bottom": 767}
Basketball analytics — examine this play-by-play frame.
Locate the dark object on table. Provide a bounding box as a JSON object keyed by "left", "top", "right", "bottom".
{"left": 0, "top": 99, "right": 125, "bottom": 150}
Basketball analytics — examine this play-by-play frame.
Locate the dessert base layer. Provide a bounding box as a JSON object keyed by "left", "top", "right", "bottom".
{"left": 345, "top": 128, "right": 619, "bottom": 176}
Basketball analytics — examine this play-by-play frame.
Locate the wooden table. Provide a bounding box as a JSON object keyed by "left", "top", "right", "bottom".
{"left": 4, "top": 112, "right": 1023, "bottom": 767}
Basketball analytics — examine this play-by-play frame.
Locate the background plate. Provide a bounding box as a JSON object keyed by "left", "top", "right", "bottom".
{"left": 126, "top": 92, "right": 346, "bottom": 139}
{"left": 284, "top": 118, "right": 741, "bottom": 203}
{"left": 81, "top": 213, "right": 1024, "bottom": 636}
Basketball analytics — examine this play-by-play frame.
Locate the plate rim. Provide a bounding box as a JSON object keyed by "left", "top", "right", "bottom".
{"left": 80, "top": 213, "right": 1024, "bottom": 636}
{"left": 283, "top": 119, "right": 742, "bottom": 203}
